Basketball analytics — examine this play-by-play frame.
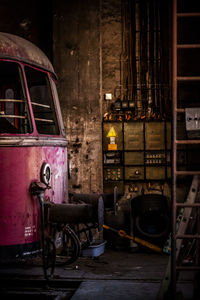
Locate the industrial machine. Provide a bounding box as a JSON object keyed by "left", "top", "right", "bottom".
{"left": 102, "top": 115, "right": 171, "bottom": 249}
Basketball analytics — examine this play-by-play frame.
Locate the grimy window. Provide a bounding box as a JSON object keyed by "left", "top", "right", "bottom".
{"left": 25, "top": 66, "right": 59, "bottom": 135}
{"left": 0, "top": 61, "right": 31, "bottom": 134}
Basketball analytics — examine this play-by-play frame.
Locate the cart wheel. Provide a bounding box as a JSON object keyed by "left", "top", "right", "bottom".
{"left": 55, "top": 225, "right": 81, "bottom": 266}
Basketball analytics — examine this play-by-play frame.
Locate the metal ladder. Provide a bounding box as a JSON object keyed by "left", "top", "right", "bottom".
{"left": 157, "top": 175, "right": 200, "bottom": 299}
{"left": 172, "top": 0, "right": 200, "bottom": 298}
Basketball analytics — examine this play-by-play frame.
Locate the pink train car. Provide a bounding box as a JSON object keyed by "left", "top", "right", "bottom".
{"left": 0, "top": 32, "right": 68, "bottom": 261}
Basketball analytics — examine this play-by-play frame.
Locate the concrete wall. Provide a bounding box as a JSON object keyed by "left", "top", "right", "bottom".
{"left": 101, "top": 0, "right": 122, "bottom": 113}
{"left": 53, "top": 0, "right": 122, "bottom": 194}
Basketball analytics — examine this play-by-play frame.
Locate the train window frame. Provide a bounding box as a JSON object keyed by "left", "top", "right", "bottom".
{"left": 24, "top": 66, "right": 60, "bottom": 136}
{"left": 50, "top": 77, "right": 66, "bottom": 137}
{"left": 0, "top": 60, "right": 32, "bottom": 134}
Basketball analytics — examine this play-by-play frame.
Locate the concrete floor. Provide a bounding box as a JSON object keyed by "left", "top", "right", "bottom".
{"left": 0, "top": 248, "right": 195, "bottom": 299}
{"left": 68, "top": 249, "right": 193, "bottom": 300}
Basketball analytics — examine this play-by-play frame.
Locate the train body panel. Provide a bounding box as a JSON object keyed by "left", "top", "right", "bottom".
{"left": 0, "top": 145, "right": 67, "bottom": 247}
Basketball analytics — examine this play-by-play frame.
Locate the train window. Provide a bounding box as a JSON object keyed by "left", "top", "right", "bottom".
{"left": 0, "top": 61, "right": 32, "bottom": 134}
{"left": 25, "top": 66, "right": 59, "bottom": 135}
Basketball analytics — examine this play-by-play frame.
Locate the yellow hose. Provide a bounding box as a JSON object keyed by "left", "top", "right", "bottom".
{"left": 103, "top": 224, "right": 162, "bottom": 253}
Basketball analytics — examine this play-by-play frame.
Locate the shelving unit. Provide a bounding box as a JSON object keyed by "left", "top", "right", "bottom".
{"left": 171, "top": 0, "right": 200, "bottom": 298}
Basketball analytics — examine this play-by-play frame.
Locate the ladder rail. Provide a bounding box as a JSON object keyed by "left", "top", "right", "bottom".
{"left": 171, "top": 0, "right": 178, "bottom": 296}
{"left": 157, "top": 175, "right": 199, "bottom": 300}
{"left": 175, "top": 176, "right": 199, "bottom": 258}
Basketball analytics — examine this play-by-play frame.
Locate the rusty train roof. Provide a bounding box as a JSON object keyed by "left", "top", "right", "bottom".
{"left": 0, "top": 32, "right": 55, "bottom": 74}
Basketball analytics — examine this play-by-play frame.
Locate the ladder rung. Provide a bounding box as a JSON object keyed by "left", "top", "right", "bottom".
{"left": 177, "top": 44, "right": 200, "bottom": 49}
{"left": 175, "top": 140, "right": 200, "bottom": 144}
{"left": 176, "top": 203, "right": 200, "bottom": 207}
{"left": 176, "top": 266, "right": 200, "bottom": 271}
{"left": 176, "top": 108, "right": 185, "bottom": 113}
{"left": 175, "top": 234, "right": 200, "bottom": 239}
{"left": 177, "top": 76, "right": 200, "bottom": 81}
{"left": 175, "top": 171, "right": 200, "bottom": 175}
{"left": 177, "top": 12, "right": 200, "bottom": 17}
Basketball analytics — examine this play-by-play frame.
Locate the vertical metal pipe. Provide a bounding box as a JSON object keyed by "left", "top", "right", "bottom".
{"left": 149, "top": 0, "right": 155, "bottom": 114}
{"left": 140, "top": 0, "right": 148, "bottom": 115}
{"left": 156, "top": 0, "right": 162, "bottom": 117}
{"left": 121, "top": 0, "right": 127, "bottom": 100}
{"left": 131, "top": 0, "right": 137, "bottom": 105}
{"left": 128, "top": 0, "right": 133, "bottom": 101}
{"left": 120, "top": 0, "right": 124, "bottom": 101}
{"left": 147, "top": 0, "right": 152, "bottom": 117}
{"left": 158, "top": 3, "right": 162, "bottom": 117}
{"left": 153, "top": 0, "right": 158, "bottom": 111}
{"left": 99, "top": 0, "right": 103, "bottom": 116}
{"left": 38, "top": 193, "right": 48, "bottom": 280}
{"left": 135, "top": 0, "right": 142, "bottom": 115}
{"left": 121, "top": 0, "right": 132, "bottom": 101}
{"left": 172, "top": 0, "right": 177, "bottom": 297}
